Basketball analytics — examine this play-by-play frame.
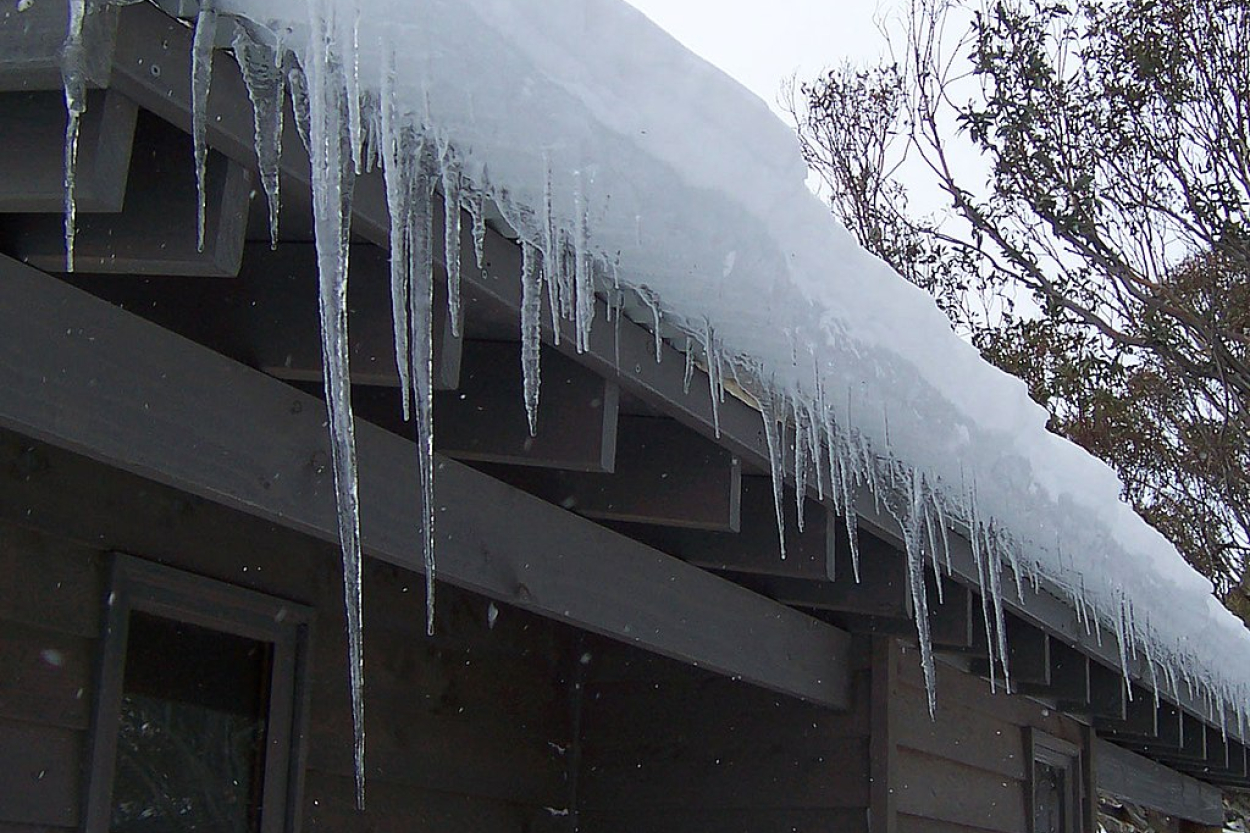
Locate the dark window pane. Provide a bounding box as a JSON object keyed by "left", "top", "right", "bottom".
{"left": 1034, "top": 760, "right": 1067, "bottom": 833}
{"left": 110, "top": 612, "right": 272, "bottom": 833}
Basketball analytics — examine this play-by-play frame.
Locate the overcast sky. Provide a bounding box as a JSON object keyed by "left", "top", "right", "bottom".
{"left": 622, "top": 1, "right": 897, "bottom": 120}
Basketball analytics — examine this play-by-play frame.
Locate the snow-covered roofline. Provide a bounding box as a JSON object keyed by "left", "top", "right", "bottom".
{"left": 64, "top": 0, "right": 1250, "bottom": 742}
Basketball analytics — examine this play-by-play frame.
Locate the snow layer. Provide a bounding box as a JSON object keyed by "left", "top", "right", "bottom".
{"left": 83, "top": 0, "right": 1248, "bottom": 758}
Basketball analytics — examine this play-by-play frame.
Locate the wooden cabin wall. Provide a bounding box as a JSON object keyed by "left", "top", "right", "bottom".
{"left": 0, "top": 429, "right": 576, "bottom": 833}
{"left": 886, "top": 641, "right": 1091, "bottom": 833}
{"left": 574, "top": 635, "right": 875, "bottom": 833}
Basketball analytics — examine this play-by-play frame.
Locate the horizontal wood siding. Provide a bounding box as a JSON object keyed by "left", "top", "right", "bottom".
{"left": 891, "top": 644, "right": 1087, "bottom": 833}
{"left": 578, "top": 640, "right": 872, "bottom": 833}
{"left": 0, "top": 431, "right": 576, "bottom": 833}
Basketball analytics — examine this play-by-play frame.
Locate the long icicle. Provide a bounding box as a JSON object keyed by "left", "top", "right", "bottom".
{"left": 408, "top": 143, "right": 438, "bottom": 639}
{"left": 760, "top": 390, "right": 788, "bottom": 561}
{"left": 60, "top": 0, "right": 88, "bottom": 272}
{"left": 231, "top": 21, "right": 286, "bottom": 249}
{"left": 302, "top": 8, "right": 366, "bottom": 807}
{"left": 191, "top": 0, "right": 218, "bottom": 253}
{"left": 520, "top": 241, "right": 543, "bottom": 435}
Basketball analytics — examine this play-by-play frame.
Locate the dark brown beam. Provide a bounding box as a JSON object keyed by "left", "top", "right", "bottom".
{"left": 353, "top": 342, "right": 617, "bottom": 472}
{"left": 657, "top": 477, "right": 831, "bottom": 580}
{"left": 5, "top": 113, "right": 249, "bottom": 276}
{"left": 1018, "top": 638, "right": 1090, "bottom": 703}
{"left": 1062, "top": 661, "right": 1127, "bottom": 721}
{"left": 479, "top": 416, "right": 740, "bottom": 530}
{"left": 434, "top": 341, "right": 616, "bottom": 472}
{"left": 970, "top": 614, "right": 1050, "bottom": 687}
{"left": 1096, "top": 685, "right": 1160, "bottom": 738}
{"left": 741, "top": 531, "right": 909, "bottom": 618}
{"left": 0, "top": 253, "right": 851, "bottom": 708}
{"left": 0, "top": 0, "right": 116, "bottom": 91}
{"left": 0, "top": 89, "right": 136, "bottom": 213}
{"left": 847, "top": 573, "right": 976, "bottom": 648}
{"left": 236, "top": 243, "right": 461, "bottom": 390}
{"left": 1094, "top": 739, "right": 1224, "bottom": 825}
{"left": 1110, "top": 701, "right": 1186, "bottom": 757}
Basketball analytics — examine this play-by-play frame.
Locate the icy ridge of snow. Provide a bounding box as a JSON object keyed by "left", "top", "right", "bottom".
{"left": 202, "top": 0, "right": 1250, "bottom": 724}
{"left": 58, "top": 0, "right": 1249, "bottom": 782}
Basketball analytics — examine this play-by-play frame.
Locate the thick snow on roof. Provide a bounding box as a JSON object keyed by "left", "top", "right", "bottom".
{"left": 210, "top": 0, "right": 1250, "bottom": 721}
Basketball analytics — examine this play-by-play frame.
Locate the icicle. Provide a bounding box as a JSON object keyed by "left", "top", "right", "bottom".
{"left": 573, "top": 172, "right": 595, "bottom": 353}
{"left": 60, "top": 0, "right": 87, "bottom": 272}
{"left": 344, "top": 7, "right": 362, "bottom": 175}
{"left": 701, "top": 322, "right": 721, "bottom": 439}
{"left": 379, "top": 51, "right": 412, "bottom": 420}
{"left": 409, "top": 146, "right": 439, "bottom": 643}
{"left": 231, "top": 21, "right": 286, "bottom": 249}
{"left": 520, "top": 241, "right": 543, "bottom": 435}
{"left": 638, "top": 286, "right": 662, "bottom": 363}
{"left": 903, "top": 470, "right": 937, "bottom": 716}
{"left": 441, "top": 152, "right": 464, "bottom": 338}
{"left": 303, "top": 4, "right": 364, "bottom": 806}
{"left": 191, "top": 0, "right": 218, "bottom": 254}
{"left": 968, "top": 494, "right": 999, "bottom": 693}
{"left": 984, "top": 524, "right": 1011, "bottom": 692}
{"left": 470, "top": 191, "right": 487, "bottom": 273}
{"left": 285, "top": 55, "right": 313, "bottom": 154}
{"left": 682, "top": 337, "right": 695, "bottom": 394}
{"left": 830, "top": 428, "right": 861, "bottom": 582}
{"left": 792, "top": 402, "right": 808, "bottom": 533}
{"left": 807, "top": 401, "right": 825, "bottom": 503}
{"left": 759, "top": 391, "right": 787, "bottom": 561}
{"left": 541, "top": 155, "right": 561, "bottom": 345}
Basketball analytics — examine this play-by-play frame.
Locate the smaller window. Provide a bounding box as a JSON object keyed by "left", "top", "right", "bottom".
{"left": 1028, "top": 729, "right": 1086, "bottom": 833}
{"left": 85, "top": 555, "right": 313, "bottom": 833}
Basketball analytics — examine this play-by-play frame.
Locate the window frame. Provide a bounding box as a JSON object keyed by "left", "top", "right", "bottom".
{"left": 1026, "top": 727, "right": 1087, "bottom": 833}
{"left": 83, "top": 554, "right": 314, "bottom": 833}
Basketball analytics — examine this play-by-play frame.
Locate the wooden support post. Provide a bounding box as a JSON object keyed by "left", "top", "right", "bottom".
{"left": 0, "top": 252, "right": 852, "bottom": 709}
{"left": 0, "top": 89, "right": 136, "bottom": 213}
{"left": 6, "top": 113, "right": 249, "bottom": 276}
{"left": 482, "top": 416, "right": 741, "bottom": 531}
{"left": 1095, "top": 685, "right": 1159, "bottom": 738}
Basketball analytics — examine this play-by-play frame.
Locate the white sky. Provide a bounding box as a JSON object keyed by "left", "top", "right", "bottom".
{"left": 622, "top": 1, "right": 898, "bottom": 121}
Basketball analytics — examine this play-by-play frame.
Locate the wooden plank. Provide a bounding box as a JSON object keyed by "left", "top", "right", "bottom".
{"left": 1018, "top": 639, "right": 1089, "bottom": 703}
{"left": 871, "top": 638, "right": 899, "bottom": 833}
{"left": 1094, "top": 739, "right": 1224, "bottom": 824}
{"left": 972, "top": 615, "right": 1050, "bottom": 687}
{"left": 579, "top": 738, "right": 870, "bottom": 811}
{"left": 0, "top": 719, "right": 81, "bottom": 827}
{"left": 483, "top": 415, "right": 741, "bottom": 531}
{"left": 580, "top": 809, "right": 869, "bottom": 833}
{"left": 744, "top": 531, "right": 908, "bottom": 618}
{"left": 0, "top": 623, "right": 93, "bottom": 730}
{"left": 0, "top": 0, "right": 116, "bottom": 91}
{"left": 0, "top": 525, "right": 102, "bottom": 638}
{"left": 303, "top": 771, "right": 538, "bottom": 833}
{"left": 0, "top": 89, "right": 135, "bottom": 213}
{"left": 636, "top": 477, "right": 832, "bottom": 580}
{"left": 237, "top": 243, "right": 462, "bottom": 390}
{"left": 0, "top": 254, "right": 852, "bottom": 709}
{"left": 894, "top": 749, "right": 1026, "bottom": 832}
{"left": 5, "top": 112, "right": 249, "bottom": 276}
{"left": 894, "top": 683, "right": 1028, "bottom": 781}
{"left": 422, "top": 341, "right": 616, "bottom": 472}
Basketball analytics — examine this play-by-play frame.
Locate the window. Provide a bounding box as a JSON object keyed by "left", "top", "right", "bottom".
{"left": 1027, "top": 729, "right": 1087, "bottom": 833}
{"left": 85, "top": 555, "right": 313, "bottom": 833}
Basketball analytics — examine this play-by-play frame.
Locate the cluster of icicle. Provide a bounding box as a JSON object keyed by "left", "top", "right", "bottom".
{"left": 58, "top": 0, "right": 1249, "bottom": 807}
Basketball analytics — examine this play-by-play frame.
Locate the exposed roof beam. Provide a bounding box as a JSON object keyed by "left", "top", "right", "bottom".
{"left": 0, "top": 252, "right": 851, "bottom": 709}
